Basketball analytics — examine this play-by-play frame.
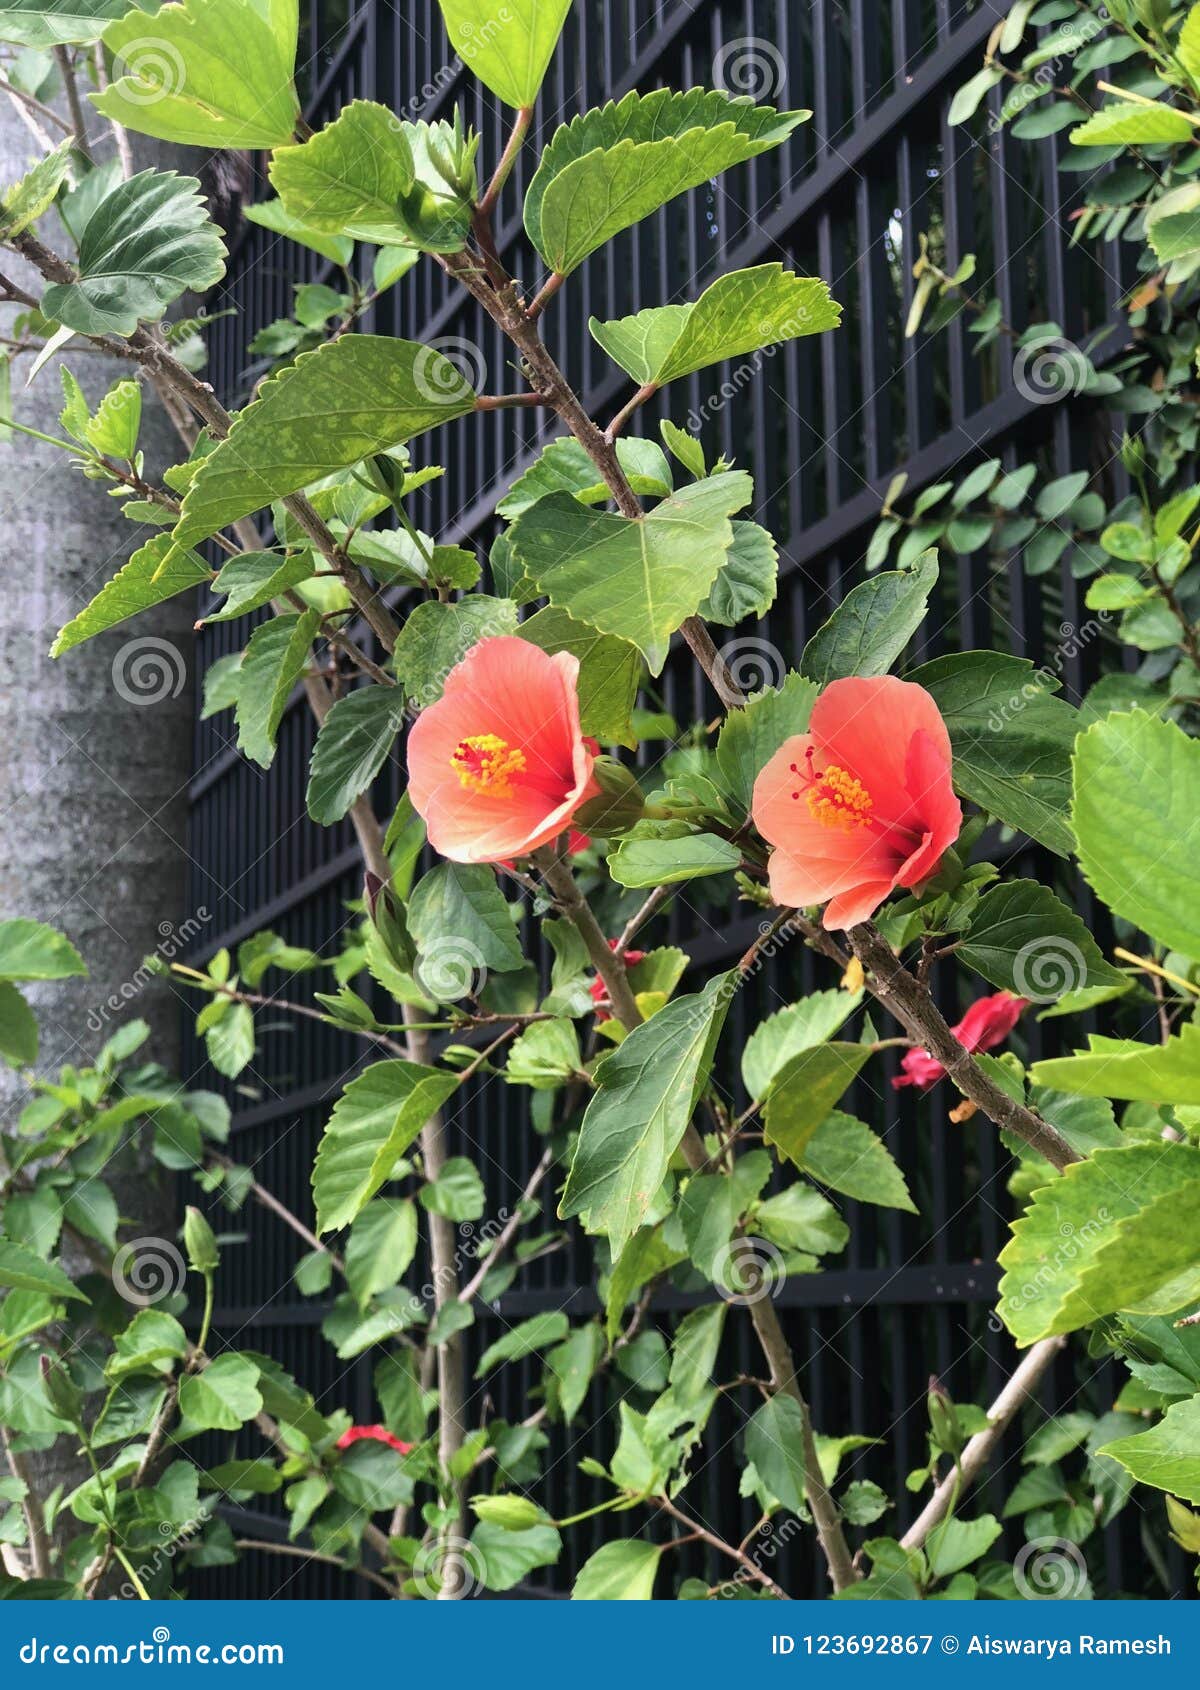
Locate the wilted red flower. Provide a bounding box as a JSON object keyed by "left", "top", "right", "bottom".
{"left": 752, "top": 676, "right": 962, "bottom": 929}
{"left": 893, "top": 990, "right": 1029, "bottom": 1091}
{"left": 336, "top": 1424, "right": 413, "bottom": 1454}
{"left": 590, "top": 939, "right": 646, "bottom": 1020}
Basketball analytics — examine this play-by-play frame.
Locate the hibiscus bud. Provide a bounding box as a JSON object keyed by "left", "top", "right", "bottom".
{"left": 927, "top": 1376, "right": 965, "bottom": 1458}
{"left": 41, "top": 1355, "right": 83, "bottom": 1424}
{"left": 364, "top": 871, "right": 414, "bottom": 971}
{"left": 183, "top": 1205, "right": 220, "bottom": 1275}
{"left": 572, "top": 757, "right": 646, "bottom": 838}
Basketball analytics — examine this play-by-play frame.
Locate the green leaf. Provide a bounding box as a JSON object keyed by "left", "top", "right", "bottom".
{"left": 956, "top": 880, "right": 1125, "bottom": 999}
{"left": 438, "top": 0, "right": 570, "bottom": 107}
{"left": 908, "top": 651, "right": 1079, "bottom": 856}
{"left": 698, "top": 521, "right": 778, "bottom": 627}
{"left": 525, "top": 89, "right": 807, "bottom": 276}
{"left": 0, "top": 0, "right": 123, "bottom": 43}
{"left": 201, "top": 552, "right": 317, "bottom": 625}
{"left": 41, "top": 171, "right": 225, "bottom": 337}
{"left": 608, "top": 832, "right": 740, "bottom": 888}
{"left": 1030, "top": 1023, "right": 1200, "bottom": 1104}
{"left": 242, "top": 197, "right": 352, "bottom": 267}
{"left": 51, "top": 534, "right": 211, "bottom": 656}
{"left": 560, "top": 972, "right": 735, "bottom": 1256}
{"left": 476, "top": 1310, "right": 569, "bottom": 1378}
{"left": 800, "top": 1113, "right": 917, "bottom": 1213}
{"left": 84, "top": 378, "right": 141, "bottom": 458}
{"left": 590, "top": 264, "right": 839, "bottom": 387}
{"left": 92, "top": 0, "right": 299, "bottom": 147}
{"left": 408, "top": 864, "right": 525, "bottom": 979}
{"left": 235, "top": 610, "right": 319, "bottom": 770}
{"left": 947, "top": 64, "right": 1004, "bottom": 125}
{"left": 546, "top": 1323, "right": 604, "bottom": 1422}
{"left": 0, "top": 920, "right": 85, "bottom": 982}
{"left": 269, "top": 100, "right": 415, "bottom": 241}
{"left": 1073, "top": 709, "right": 1200, "bottom": 960}
{"left": 505, "top": 1018, "right": 581, "bottom": 1089}
{"left": 0, "top": 983, "right": 37, "bottom": 1066}
{"left": 496, "top": 434, "right": 670, "bottom": 519}
{"left": 420, "top": 1156, "right": 484, "bottom": 1221}
{"left": 800, "top": 553, "right": 938, "bottom": 684}
{"left": 312, "top": 1060, "right": 461, "bottom": 1234}
{"left": 508, "top": 471, "right": 752, "bottom": 673}
{"left": 178, "top": 1355, "right": 262, "bottom": 1431}
{"left": 306, "top": 685, "right": 408, "bottom": 825}
{"left": 171, "top": 336, "right": 476, "bottom": 550}
{"left": 715, "top": 673, "right": 817, "bottom": 814}
{"left": 518, "top": 607, "right": 640, "bottom": 748}
{"left": 1097, "top": 1396, "right": 1200, "bottom": 1503}
{"left": 764, "top": 1044, "right": 872, "bottom": 1166}
{"left": 469, "top": 1521, "right": 561, "bottom": 1591}
{"left": 669, "top": 1302, "right": 726, "bottom": 1407}
{"left": 344, "top": 1198, "right": 418, "bottom": 1307}
{"left": 0, "top": 139, "right": 71, "bottom": 235}
{"left": 108, "top": 1310, "right": 188, "bottom": 1380}
{"left": 926, "top": 1515, "right": 1002, "bottom": 1578}
{"left": 0, "top": 1240, "right": 87, "bottom": 1302}
{"left": 756, "top": 1184, "right": 847, "bottom": 1256}
{"left": 997, "top": 1144, "right": 1200, "bottom": 1344}
{"left": 571, "top": 1538, "right": 663, "bottom": 1600}
{"left": 205, "top": 1002, "right": 254, "bottom": 1079}
{"left": 1070, "top": 101, "right": 1195, "bottom": 146}
{"left": 741, "top": 989, "right": 863, "bottom": 1098}
{"left": 392, "top": 596, "right": 518, "bottom": 707}
{"left": 744, "top": 1393, "right": 808, "bottom": 1514}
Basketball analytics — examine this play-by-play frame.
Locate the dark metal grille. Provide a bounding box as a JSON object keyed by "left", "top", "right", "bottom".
{"left": 183, "top": 0, "right": 1185, "bottom": 1598}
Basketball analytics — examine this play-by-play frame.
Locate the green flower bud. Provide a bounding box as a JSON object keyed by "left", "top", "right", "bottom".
{"left": 573, "top": 758, "right": 646, "bottom": 838}
{"left": 183, "top": 1206, "right": 219, "bottom": 1275}
{"left": 40, "top": 1355, "right": 83, "bottom": 1424}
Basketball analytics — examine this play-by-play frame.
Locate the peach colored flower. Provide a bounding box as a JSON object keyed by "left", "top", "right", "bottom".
{"left": 407, "top": 636, "right": 598, "bottom": 864}
{"left": 752, "top": 675, "right": 961, "bottom": 929}
{"left": 893, "top": 990, "right": 1029, "bottom": 1091}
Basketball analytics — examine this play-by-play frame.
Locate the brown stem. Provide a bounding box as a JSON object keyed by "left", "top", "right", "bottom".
{"left": 655, "top": 1495, "right": 790, "bottom": 1599}
{"left": 52, "top": 46, "right": 94, "bottom": 163}
{"left": 845, "top": 921, "right": 1077, "bottom": 1173}
{"left": 234, "top": 1538, "right": 397, "bottom": 1597}
{"left": 899, "top": 1336, "right": 1065, "bottom": 1551}
{"left": 457, "top": 1148, "right": 554, "bottom": 1305}
{"left": 533, "top": 845, "right": 642, "bottom": 1028}
{"left": 1, "top": 1427, "right": 50, "bottom": 1578}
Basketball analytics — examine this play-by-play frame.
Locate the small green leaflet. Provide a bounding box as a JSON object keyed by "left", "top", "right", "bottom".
{"left": 0, "top": 139, "right": 71, "bottom": 235}
{"left": 571, "top": 1539, "right": 662, "bottom": 1600}
{"left": 312, "top": 1059, "right": 462, "bottom": 1234}
{"left": 392, "top": 597, "right": 518, "bottom": 707}
{"left": 1073, "top": 709, "right": 1200, "bottom": 961}
{"left": 0, "top": 1239, "right": 89, "bottom": 1302}
{"left": 741, "top": 988, "right": 864, "bottom": 1098}
{"left": 1070, "top": 101, "right": 1195, "bottom": 146}
{"left": 0, "top": 919, "right": 86, "bottom": 981}
{"left": 1098, "top": 1397, "right": 1200, "bottom": 1504}
{"left": 525, "top": 89, "right": 808, "bottom": 275}
{"left": 800, "top": 553, "right": 938, "bottom": 684}
{"left": 178, "top": 1354, "right": 263, "bottom": 1431}
{"left": 84, "top": 379, "right": 141, "bottom": 458}
{"left": 560, "top": 973, "right": 734, "bottom": 1257}
{"left": 763, "top": 1043, "right": 872, "bottom": 1166}
{"left": 92, "top": 0, "right": 299, "bottom": 148}
{"left": 306, "top": 685, "right": 408, "bottom": 824}
{"left": 508, "top": 471, "right": 752, "bottom": 673}
{"left": 269, "top": 101, "right": 416, "bottom": 243}
{"left": 698, "top": 521, "right": 778, "bottom": 627}
{"left": 171, "top": 337, "right": 477, "bottom": 550}
{"left": 52, "top": 535, "right": 212, "bottom": 657}
{"left": 41, "top": 171, "right": 226, "bottom": 337}
{"left": 476, "top": 1311, "right": 569, "bottom": 1378}
{"left": 496, "top": 434, "right": 672, "bottom": 520}
{"left": 235, "top": 610, "right": 320, "bottom": 770}
{"left": 800, "top": 1113, "right": 916, "bottom": 1214}
{"left": 201, "top": 552, "right": 317, "bottom": 625}
{"left": 744, "top": 1393, "right": 809, "bottom": 1514}
{"left": 590, "top": 264, "right": 839, "bottom": 387}
{"left": 439, "top": 0, "right": 571, "bottom": 107}
{"left": 608, "top": 832, "right": 741, "bottom": 888}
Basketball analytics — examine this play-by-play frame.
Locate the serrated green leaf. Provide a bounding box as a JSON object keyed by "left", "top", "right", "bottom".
{"left": 496, "top": 434, "right": 670, "bottom": 520}
{"left": 313, "top": 1060, "right": 461, "bottom": 1234}
{"left": 1097, "top": 1396, "right": 1200, "bottom": 1503}
{"left": 0, "top": 0, "right": 123, "bottom": 43}
{"left": 41, "top": 171, "right": 226, "bottom": 337}
{"left": 0, "top": 983, "right": 37, "bottom": 1067}
{"left": 508, "top": 471, "right": 752, "bottom": 673}
{"left": 741, "top": 989, "right": 864, "bottom": 1098}
{"left": 201, "top": 552, "right": 317, "bottom": 625}
{"left": 392, "top": 596, "right": 518, "bottom": 707}
{"left": 242, "top": 197, "right": 353, "bottom": 266}
{"left": 476, "top": 1310, "right": 569, "bottom": 1378}
{"left": 608, "top": 832, "right": 740, "bottom": 888}
{"left": 269, "top": 100, "right": 415, "bottom": 241}
{"left": 235, "top": 609, "right": 319, "bottom": 769}
{"left": 800, "top": 553, "right": 938, "bottom": 684}
{"left": 698, "top": 521, "right": 778, "bottom": 626}
{"left": 1073, "top": 709, "right": 1200, "bottom": 960}
{"left": 344, "top": 1198, "right": 418, "bottom": 1307}
{"left": 571, "top": 1538, "right": 662, "bottom": 1600}
{"left": 744, "top": 1392, "right": 808, "bottom": 1514}
{"left": 560, "top": 972, "right": 734, "bottom": 1256}
{"left": 525, "top": 89, "right": 807, "bottom": 275}
{"left": 956, "top": 880, "right": 1125, "bottom": 998}
{"left": 997, "top": 1144, "right": 1200, "bottom": 1343}
{"left": 83, "top": 378, "right": 141, "bottom": 458}
{"left": 306, "top": 685, "right": 407, "bottom": 824}
{"left": 1030, "top": 1023, "right": 1200, "bottom": 1104}
{"left": 764, "top": 1043, "right": 872, "bottom": 1166}
{"left": 92, "top": 0, "right": 299, "bottom": 148}
{"left": 715, "top": 673, "right": 818, "bottom": 814}
{"left": 0, "top": 139, "right": 71, "bottom": 234}
{"left": 1070, "top": 101, "right": 1194, "bottom": 146}
{"left": 51, "top": 533, "right": 211, "bottom": 657}
{"left": 0, "top": 1240, "right": 88, "bottom": 1302}
{"left": 546, "top": 1322, "right": 604, "bottom": 1423}
{"left": 439, "top": 0, "right": 571, "bottom": 107}
{"left": 590, "top": 264, "right": 839, "bottom": 387}
{"left": 800, "top": 1112, "right": 917, "bottom": 1213}
{"left": 408, "top": 863, "right": 524, "bottom": 978}
{"left": 0, "top": 920, "right": 85, "bottom": 982}
{"left": 178, "top": 1354, "right": 262, "bottom": 1431}
{"left": 171, "top": 336, "right": 476, "bottom": 550}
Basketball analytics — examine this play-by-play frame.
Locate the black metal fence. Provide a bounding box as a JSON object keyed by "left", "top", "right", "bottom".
{"left": 183, "top": 0, "right": 1183, "bottom": 1598}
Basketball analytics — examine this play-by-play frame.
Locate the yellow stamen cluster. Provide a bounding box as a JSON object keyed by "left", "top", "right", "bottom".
{"left": 451, "top": 733, "right": 526, "bottom": 797}
{"left": 807, "top": 763, "right": 873, "bottom": 831}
